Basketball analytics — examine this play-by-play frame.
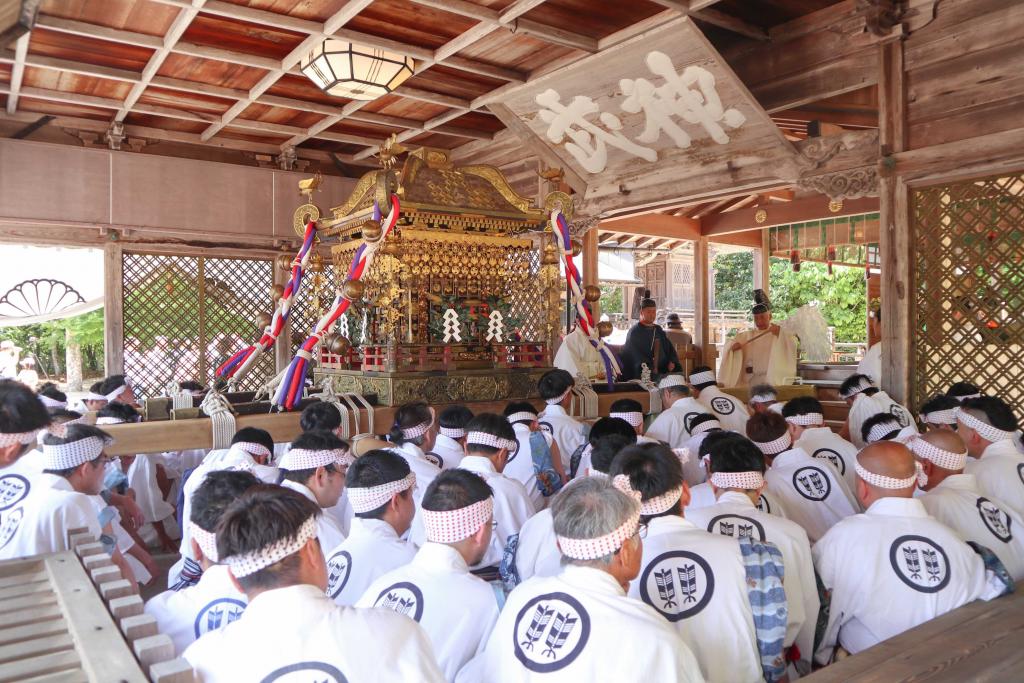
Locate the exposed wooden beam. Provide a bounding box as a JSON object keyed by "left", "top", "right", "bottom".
{"left": 701, "top": 195, "right": 880, "bottom": 235}
{"left": 5, "top": 34, "right": 29, "bottom": 115}
{"left": 601, "top": 213, "right": 701, "bottom": 240}
{"left": 511, "top": 18, "right": 599, "bottom": 53}
{"left": 647, "top": 0, "right": 768, "bottom": 40}
{"left": 34, "top": 16, "right": 164, "bottom": 49}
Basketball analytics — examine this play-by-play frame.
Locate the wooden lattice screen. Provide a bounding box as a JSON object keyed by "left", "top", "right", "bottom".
{"left": 122, "top": 253, "right": 273, "bottom": 397}
{"left": 913, "top": 172, "right": 1024, "bottom": 415}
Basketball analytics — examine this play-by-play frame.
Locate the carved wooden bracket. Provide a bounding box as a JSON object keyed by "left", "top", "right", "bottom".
{"left": 797, "top": 166, "right": 879, "bottom": 200}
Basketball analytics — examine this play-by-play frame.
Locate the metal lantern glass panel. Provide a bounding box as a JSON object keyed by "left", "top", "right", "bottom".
{"left": 301, "top": 40, "right": 414, "bottom": 100}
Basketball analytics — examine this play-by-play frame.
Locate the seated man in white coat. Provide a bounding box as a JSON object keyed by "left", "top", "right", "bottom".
{"left": 503, "top": 403, "right": 548, "bottom": 508}
{"left": 915, "top": 430, "right": 1024, "bottom": 581}
{"left": 861, "top": 412, "right": 916, "bottom": 446}
{"left": 690, "top": 366, "right": 750, "bottom": 434}
{"left": 957, "top": 396, "right": 1024, "bottom": 520}
{"left": 324, "top": 449, "right": 417, "bottom": 606}
{"left": 608, "top": 398, "right": 653, "bottom": 443}
{"left": 0, "top": 379, "right": 50, "bottom": 472}
{"left": 359, "top": 469, "right": 500, "bottom": 681}
{"left": 747, "top": 385, "right": 779, "bottom": 415}
{"left": 146, "top": 470, "right": 259, "bottom": 655}
{"left": 688, "top": 432, "right": 788, "bottom": 518}
{"left": 748, "top": 412, "right": 859, "bottom": 543}
{"left": 784, "top": 396, "right": 858, "bottom": 491}
{"left": 432, "top": 405, "right": 474, "bottom": 470}
{"left": 300, "top": 402, "right": 358, "bottom": 535}
{"left": 183, "top": 485, "right": 444, "bottom": 682}
{"left": 388, "top": 401, "right": 443, "bottom": 505}
{"left": 573, "top": 417, "right": 636, "bottom": 480}
{"left": 918, "top": 394, "right": 961, "bottom": 432}
{"left": 686, "top": 436, "right": 817, "bottom": 674}
{"left": 278, "top": 430, "right": 349, "bottom": 554}
{"left": 646, "top": 375, "right": 712, "bottom": 449}
{"left": 840, "top": 374, "right": 917, "bottom": 449}
{"left": 461, "top": 476, "right": 704, "bottom": 683}
{"left": 537, "top": 369, "right": 584, "bottom": 481}
{"left": 814, "top": 442, "right": 1012, "bottom": 664}
{"left": 614, "top": 443, "right": 780, "bottom": 683}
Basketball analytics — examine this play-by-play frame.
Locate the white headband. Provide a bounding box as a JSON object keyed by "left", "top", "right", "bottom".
{"left": 545, "top": 388, "right": 572, "bottom": 405}
{"left": 785, "top": 413, "right": 823, "bottom": 426}
{"left": 506, "top": 411, "right": 537, "bottom": 424}
{"left": 42, "top": 435, "right": 110, "bottom": 470}
{"left": 909, "top": 436, "right": 967, "bottom": 471}
{"left": 840, "top": 377, "right": 874, "bottom": 399}
{"left": 0, "top": 428, "right": 45, "bottom": 446}
{"left": 105, "top": 385, "right": 129, "bottom": 402}
{"left": 466, "top": 432, "right": 518, "bottom": 452}
{"left": 348, "top": 472, "right": 416, "bottom": 513}
{"left": 956, "top": 393, "right": 982, "bottom": 400}
{"left": 438, "top": 426, "right": 465, "bottom": 439}
{"left": 556, "top": 494, "right": 641, "bottom": 561}
{"left": 710, "top": 471, "right": 765, "bottom": 490}
{"left": 750, "top": 393, "right": 777, "bottom": 404}
{"left": 85, "top": 392, "right": 107, "bottom": 402}
{"left": 612, "top": 474, "right": 682, "bottom": 516}
{"left": 421, "top": 497, "right": 494, "bottom": 544}
{"left": 39, "top": 395, "right": 66, "bottom": 409}
{"left": 658, "top": 375, "right": 687, "bottom": 390}
{"left": 921, "top": 408, "right": 958, "bottom": 425}
{"left": 689, "top": 371, "right": 716, "bottom": 385}
{"left": 855, "top": 459, "right": 926, "bottom": 489}
{"left": 95, "top": 416, "right": 125, "bottom": 425}
{"left": 232, "top": 441, "right": 272, "bottom": 460}
{"left": 609, "top": 411, "right": 643, "bottom": 427}
{"left": 225, "top": 515, "right": 318, "bottom": 578}
{"left": 866, "top": 420, "right": 902, "bottom": 444}
{"left": 957, "top": 409, "right": 1016, "bottom": 443}
{"left": 672, "top": 448, "right": 691, "bottom": 465}
{"left": 401, "top": 420, "right": 432, "bottom": 440}
{"left": 690, "top": 418, "right": 722, "bottom": 435}
{"left": 753, "top": 433, "right": 791, "bottom": 455}
{"left": 189, "top": 522, "right": 219, "bottom": 562}
{"left": 279, "top": 447, "right": 349, "bottom": 470}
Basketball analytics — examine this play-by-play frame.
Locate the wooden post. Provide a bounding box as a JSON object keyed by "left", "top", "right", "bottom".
{"left": 694, "top": 237, "right": 711, "bottom": 367}
{"left": 103, "top": 243, "right": 124, "bottom": 376}
{"left": 878, "top": 39, "right": 911, "bottom": 404}
{"left": 754, "top": 229, "right": 771, "bottom": 292}
{"left": 582, "top": 227, "right": 600, "bottom": 320}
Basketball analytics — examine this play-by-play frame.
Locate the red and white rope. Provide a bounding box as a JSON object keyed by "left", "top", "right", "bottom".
{"left": 909, "top": 436, "right": 967, "bottom": 471}
{"left": 225, "top": 515, "right": 317, "bottom": 578}
{"left": 957, "top": 409, "right": 1016, "bottom": 443}
{"left": 348, "top": 472, "right": 416, "bottom": 513}
{"left": 421, "top": 497, "right": 493, "bottom": 544}
{"left": 710, "top": 471, "right": 765, "bottom": 490}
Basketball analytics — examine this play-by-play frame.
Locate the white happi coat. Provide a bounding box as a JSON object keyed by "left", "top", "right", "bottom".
{"left": 538, "top": 404, "right": 587, "bottom": 473}
{"left": 718, "top": 327, "right": 798, "bottom": 388}
{"left": 848, "top": 391, "right": 917, "bottom": 449}
{"left": 627, "top": 515, "right": 761, "bottom": 683}
{"left": 0, "top": 473, "right": 100, "bottom": 560}
{"left": 647, "top": 398, "right": 712, "bottom": 448}
{"left": 145, "top": 564, "right": 247, "bottom": 656}
{"left": 765, "top": 446, "right": 859, "bottom": 543}
{"left": 125, "top": 453, "right": 178, "bottom": 546}
{"left": 813, "top": 497, "right": 996, "bottom": 663}
{"left": 391, "top": 442, "right": 443, "bottom": 510}
{"left": 687, "top": 491, "right": 817, "bottom": 661}
{"left": 553, "top": 327, "right": 604, "bottom": 380}
{"left": 430, "top": 434, "right": 465, "bottom": 470}
{"left": 456, "top": 456, "right": 535, "bottom": 568}
{"left": 357, "top": 542, "right": 500, "bottom": 681}
{"left": 686, "top": 482, "right": 789, "bottom": 519}
{"left": 183, "top": 584, "right": 444, "bottom": 682}
{"left": 920, "top": 473, "right": 1024, "bottom": 581}
{"left": 514, "top": 508, "right": 559, "bottom": 583}
{"left": 696, "top": 386, "right": 750, "bottom": 434}
{"left": 279, "top": 479, "right": 346, "bottom": 553}
{"left": 794, "top": 426, "right": 859, "bottom": 492}
{"left": 324, "top": 517, "right": 416, "bottom": 606}
{"left": 457, "top": 565, "right": 704, "bottom": 683}
{"left": 964, "top": 439, "right": 1024, "bottom": 521}
{"left": 857, "top": 343, "right": 881, "bottom": 382}
{"left": 509, "top": 423, "right": 543, "bottom": 509}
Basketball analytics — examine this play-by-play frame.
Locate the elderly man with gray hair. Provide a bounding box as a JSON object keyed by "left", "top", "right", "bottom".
{"left": 458, "top": 477, "right": 705, "bottom": 682}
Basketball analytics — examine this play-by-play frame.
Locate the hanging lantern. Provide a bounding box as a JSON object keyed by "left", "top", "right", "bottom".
{"left": 826, "top": 245, "right": 836, "bottom": 275}
{"left": 790, "top": 250, "right": 801, "bottom": 273}
{"left": 300, "top": 40, "right": 414, "bottom": 100}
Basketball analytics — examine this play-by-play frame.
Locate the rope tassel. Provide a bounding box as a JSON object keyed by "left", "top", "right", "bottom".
{"left": 274, "top": 195, "right": 401, "bottom": 410}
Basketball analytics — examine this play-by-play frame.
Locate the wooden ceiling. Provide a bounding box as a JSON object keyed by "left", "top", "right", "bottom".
{"left": 0, "top": 0, "right": 871, "bottom": 172}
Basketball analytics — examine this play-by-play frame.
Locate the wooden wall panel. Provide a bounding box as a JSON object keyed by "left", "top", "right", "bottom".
{"left": 0, "top": 139, "right": 111, "bottom": 223}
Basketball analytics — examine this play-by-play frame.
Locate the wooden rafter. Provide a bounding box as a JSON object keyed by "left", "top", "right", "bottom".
{"left": 647, "top": 0, "right": 769, "bottom": 40}
{"left": 4, "top": 34, "right": 28, "bottom": 116}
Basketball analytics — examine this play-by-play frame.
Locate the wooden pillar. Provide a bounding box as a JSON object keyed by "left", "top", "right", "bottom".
{"left": 582, "top": 227, "right": 600, "bottom": 320}
{"left": 694, "top": 237, "right": 711, "bottom": 366}
{"left": 878, "top": 39, "right": 911, "bottom": 404}
{"left": 103, "top": 243, "right": 124, "bottom": 376}
{"left": 753, "top": 229, "right": 771, "bottom": 292}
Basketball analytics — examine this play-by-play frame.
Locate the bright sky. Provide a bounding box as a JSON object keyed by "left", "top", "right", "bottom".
{"left": 0, "top": 245, "right": 104, "bottom": 302}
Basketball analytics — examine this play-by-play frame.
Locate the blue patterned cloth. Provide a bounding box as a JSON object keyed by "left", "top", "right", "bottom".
{"left": 967, "top": 541, "right": 1015, "bottom": 597}
{"left": 171, "top": 556, "right": 203, "bottom": 591}
{"left": 739, "top": 536, "right": 789, "bottom": 683}
{"left": 499, "top": 532, "right": 521, "bottom": 593}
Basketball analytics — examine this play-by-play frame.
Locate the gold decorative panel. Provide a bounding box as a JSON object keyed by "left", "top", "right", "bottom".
{"left": 913, "top": 172, "right": 1024, "bottom": 414}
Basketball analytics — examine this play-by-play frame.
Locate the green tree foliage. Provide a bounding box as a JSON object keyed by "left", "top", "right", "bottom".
{"left": 713, "top": 252, "right": 755, "bottom": 310}
{"left": 599, "top": 284, "right": 623, "bottom": 315}
{"left": 0, "top": 308, "right": 105, "bottom": 378}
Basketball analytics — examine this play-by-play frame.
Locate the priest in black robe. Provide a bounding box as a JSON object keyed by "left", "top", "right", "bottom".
{"left": 620, "top": 298, "right": 679, "bottom": 380}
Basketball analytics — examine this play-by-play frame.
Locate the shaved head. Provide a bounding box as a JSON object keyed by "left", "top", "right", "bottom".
{"left": 920, "top": 429, "right": 967, "bottom": 456}
{"left": 858, "top": 441, "right": 916, "bottom": 480}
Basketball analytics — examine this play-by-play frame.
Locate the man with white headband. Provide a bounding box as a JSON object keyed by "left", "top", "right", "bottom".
{"left": 0, "top": 379, "right": 51, "bottom": 471}
{"left": 432, "top": 405, "right": 474, "bottom": 470}
{"left": 918, "top": 394, "right": 961, "bottom": 432}
{"left": 840, "top": 373, "right": 917, "bottom": 449}
{"left": 514, "top": 435, "right": 634, "bottom": 584}
{"left": 183, "top": 486, "right": 444, "bottom": 682}
{"left": 718, "top": 292, "right": 797, "bottom": 388}
{"left": 957, "top": 396, "right": 1024, "bottom": 520}
{"left": 609, "top": 398, "right": 653, "bottom": 442}
{"left": 279, "top": 430, "right": 350, "bottom": 553}
{"left": 747, "top": 384, "right": 778, "bottom": 415}
{"left": 646, "top": 374, "right": 712, "bottom": 447}
{"left": 462, "top": 476, "right": 703, "bottom": 682}
{"left": 300, "top": 402, "right": 357, "bottom": 537}
{"left": 616, "top": 443, "right": 775, "bottom": 683}
{"left": 537, "top": 369, "right": 586, "bottom": 476}
{"left": 146, "top": 470, "right": 259, "bottom": 655}
{"left": 359, "top": 470, "right": 500, "bottom": 680}
{"left": 689, "top": 366, "right": 750, "bottom": 434}
{"left": 861, "top": 412, "right": 916, "bottom": 446}
{"left": 748, "top": 412, "right": 858, "bottom": 543}
{"left": 783, "top": 396, "right": 858, "bottom": 491}
{"left": 687, "top": 432, "right": 789, "bottom": 517}
{"left": 947, "top": 381, "right": 983, "bottom": 402}
{"left": 681, "top": 414, "right": 723, "bottom": 486}
{"left": 388, "top": 401, "right": 442, "bottom": 509}
{"left": 573, "top": 417, "right": 637, "bottom": 481}
{"left": 38, "top": 383, "right": 68, "bottom": 411}
{"left": 915, "top": 430, "right": 1024, "bottom": 581}
{"left": 80, "top": 380, "right": 109, "bottom": 412}
{"left": 687, "top": 435, "right": 817, "bottom": 673}
{"left": 503, "top": 402, "right": 547, "bottom": 507}
{"left": 324, "top": 450, "right": 416, "bottom": 606}
{"left": 813, "top": 441, "right": 1009, "bottom": 664}
{"left": 98, "top": 374, "right": 137, "bottom": 407}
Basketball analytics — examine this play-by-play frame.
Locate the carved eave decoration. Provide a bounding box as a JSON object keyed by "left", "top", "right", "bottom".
{"left": 794, "top": 130, "right": 880, "bottom": 200}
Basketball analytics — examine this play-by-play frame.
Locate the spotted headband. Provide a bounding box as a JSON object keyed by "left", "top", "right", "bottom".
{"left": 855, "top": 458, "right": 926, "bottom": 489}
{"left": 39, "top": 395, "right": 66, "bottom": 409}
{"left": 612, "top": 473, "right": 682, "bottom": 517}
{"left": 232, "top": 441, "right": 272, "bottom": 461}
{"left": 689, "top": 370, "right": 716, "bottom": 386}
{"left": 0, "top": 428, "right": 45, "bottom": 447}
{"left": 189, "top": 522, "right": 219, "bottom": 562}
{"left": 658, "top": 375, "right": 687, "bottom": 390}
{"left": 105, "top": 384, "right": 129, "bottom": 402}
{"left": 753, "top": 433, "right": 791, "bottom": 455}
{"left": 225, "top": 515, "right": 317, "bottom": 578}
{"left": 785, "top": 413, "right": 823, "bottom": 426}
{"left": 957, "top": 409, "right": 1016, "bottom": 443}
{"left": 909, "top": 436, "right": 967, "bottom": 471}
{"left": 438, "top": 426, "right": 465, "bottom": 439}
{"left": 609, "top": 411, "right": 643, "bottom": 427}
{"left": 866, "top": 421, "right": 902, "bottom": 444}
{"left": 690, "top": 418, "right": 722, "bottom": 435}
{"left": 400, "top": 420, "right": 432, "bottom": 440}
{"left": 279, "top": 447, "right": 349, "bottom": 471}
{"left": 506, "top": 411, "right": 537, "bottom": 424}
{"left": 466, "top": 431, "right": 518, "bottom": 451}
{"left": 840, "top": 377, "right": 874, "bottom": 399}
{"left": 556, "top": 493, "right": 641, "bottom": 561}
{"left": 750, "top": 392, "right": 777, "bottom": 404}
{"left": 42, "top": 435, "right": 111, "bottom": 470}
{"left": 421, "top": 496, "right": 494, "bottom": 544}
{"left": 348, "top": 472, "right": 416, "bottom": 513}
{"left": 921, "top": 408, "right": 958, "bottom": 425}
{"left": 710, "top": 471, "right": 765, "bottom": 490}
{"left": 545, "top": 388, "right": 572, "bottom": 405}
